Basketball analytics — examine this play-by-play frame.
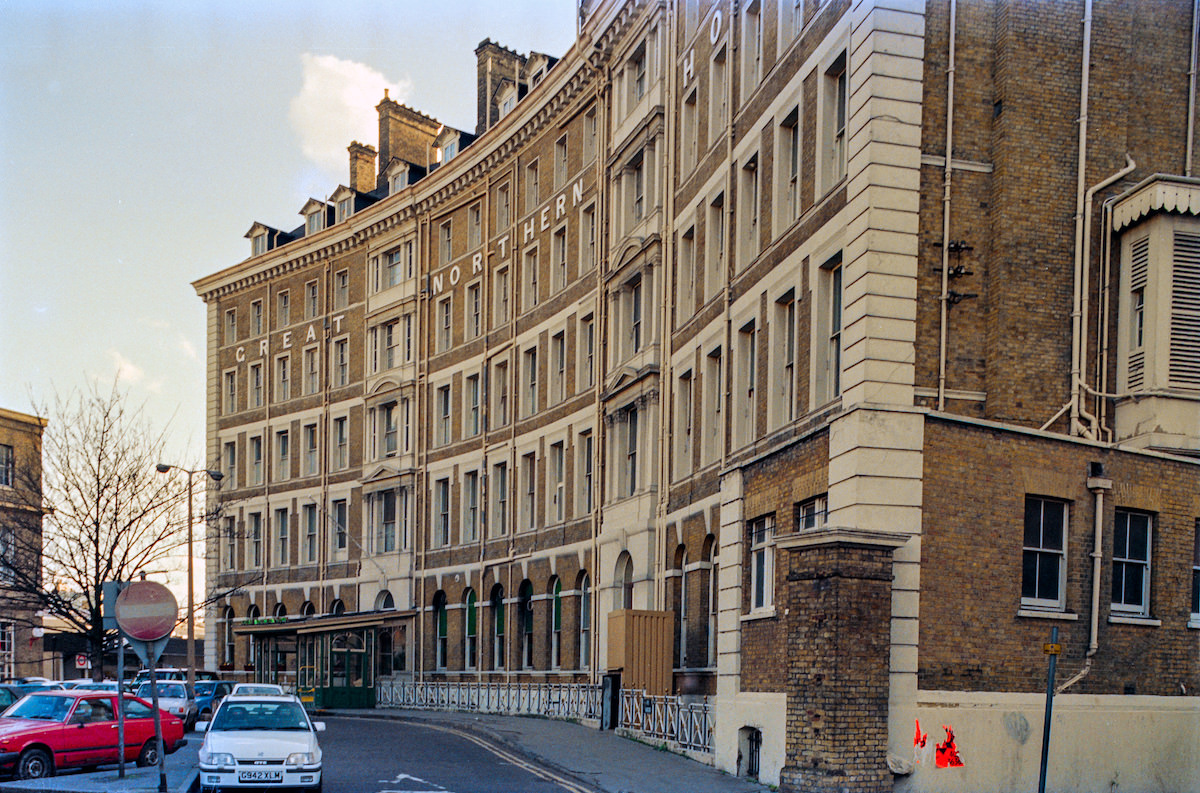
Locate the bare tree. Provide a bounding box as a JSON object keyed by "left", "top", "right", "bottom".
{"left": 1, "top": 381, "right": 225, "bottom": 679}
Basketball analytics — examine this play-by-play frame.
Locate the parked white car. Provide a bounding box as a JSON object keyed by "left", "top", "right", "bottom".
{"left": 197, "top": 695, "right": 323, "bottom": 793}
{"left": 228, "top": 683, "right": 286, "bottom": 697}
{"left": 135, "top": 681, "right": 198, "bottom": 731}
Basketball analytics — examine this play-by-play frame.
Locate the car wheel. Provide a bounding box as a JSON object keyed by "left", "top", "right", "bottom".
{"left": 17, "top": 747, "right": 54, "bottom": 779}
{"left": 137, "top": 740, "right": 160, "bottom": 767}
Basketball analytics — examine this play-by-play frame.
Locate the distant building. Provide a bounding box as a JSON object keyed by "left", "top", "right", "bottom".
{"left": 0, "top": 407, "right": 47, "bottom": 681}
{"left": 195, "top": 2, "right": 1200, "bottom": 791}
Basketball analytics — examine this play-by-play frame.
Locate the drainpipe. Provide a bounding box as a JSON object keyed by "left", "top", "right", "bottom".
{"left": 1076, "top": 155, "right": 1136, "bottom": 438}
{"left": 1188, "top": 0, "right": 1199, "bottom": 176}
{"left": 936, "top": 0, "right": 958, "bottom": 412}
{"left": 1056, "top": 468, "right": 1112, "bottom": 693}
{"left": 1068, "top": 0, "right": 1095, "bottom": 437}
{"left": 657, "top": 6, "right": 679, "bottom": 611}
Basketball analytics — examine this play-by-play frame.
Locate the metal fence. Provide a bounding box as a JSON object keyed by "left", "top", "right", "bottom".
{"left": 374, "top": 679, "right": 714, "bottom": 755}
{"left": 376, "top": 679, "right": 603, "bottom": 721}
{"left": 618, "top": 688, "right": 714, "bottom": 754}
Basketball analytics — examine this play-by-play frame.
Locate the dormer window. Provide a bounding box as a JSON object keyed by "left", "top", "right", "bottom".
{"left": 443, "top": 139, "right": 458, "bottom": 163}
{"left": 245, "top": 223, "right": 275, "bottom": 257}
{"left": 337, "top": 196, "right": 353, "bottom": 223}
{"left": 498, "top": 83, "right": 518, "bottom": 120}
{"left": 389, "top": 169, "right": 408, "bottom": 195}
{"left": 305, "top": 211, "right": 323, "bottom": 236}
{"left": 301, "top": 198, "right": 329, "bottom": 236}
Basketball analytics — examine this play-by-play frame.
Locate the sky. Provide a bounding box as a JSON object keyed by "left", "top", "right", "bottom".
{"left": 1, "top": 0, "right": 578, "bottom": 610}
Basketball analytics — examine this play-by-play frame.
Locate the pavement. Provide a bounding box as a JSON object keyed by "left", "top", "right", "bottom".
{"left": 0, "top": 708, "right": 772, "bottom": 793}
{"left": 0, "top": 739, "right": 198, "bottom": 793}
{"left": 323, "top": 707, "right": 773, "bottom": 793}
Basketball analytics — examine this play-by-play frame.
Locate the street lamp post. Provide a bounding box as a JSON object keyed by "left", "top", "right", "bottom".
{"left": 155, "top": 463, "right": 223, "bottom": 698}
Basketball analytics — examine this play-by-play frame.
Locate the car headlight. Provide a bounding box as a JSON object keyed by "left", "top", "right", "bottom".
{"left": 285, "top": 752, "right": 316, "bottom": 766}
{"left": 199, "top": 750, "right": 235, "bottom": 767}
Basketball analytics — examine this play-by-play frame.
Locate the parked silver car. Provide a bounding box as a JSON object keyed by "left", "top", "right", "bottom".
{"left": 135, "top": 681, "right": 198, "bottom": 731}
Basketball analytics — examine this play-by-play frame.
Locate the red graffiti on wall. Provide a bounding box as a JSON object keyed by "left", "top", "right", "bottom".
{"left": 935, "top": 724, "right": 964, "bottom": 768}
{"left": 914, "top": 720, "right": 964, "bottom": 769}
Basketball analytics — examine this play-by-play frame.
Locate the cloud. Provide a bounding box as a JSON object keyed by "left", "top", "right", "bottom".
{"left": 107, "top": 349, "right": 144, "bottom": 384}
{"left": 289, "top": 54, "right": 411, "bottom": 186}
{"left": 177, "top": 335, "right": 197, "bottom": 360}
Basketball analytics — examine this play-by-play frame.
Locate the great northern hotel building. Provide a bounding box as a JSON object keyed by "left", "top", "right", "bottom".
{"left": 194, "top": 1, "right": 1200, "bottom": 791}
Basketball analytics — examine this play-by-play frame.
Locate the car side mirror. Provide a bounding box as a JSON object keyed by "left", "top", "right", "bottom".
{"left": 313, "top": 722, "right": 325, "bottom": 732}
{"left": 196, "top": 721, "right": 210, "bottom": 732}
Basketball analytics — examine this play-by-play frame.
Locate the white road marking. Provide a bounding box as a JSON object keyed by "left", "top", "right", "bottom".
{"left": 352, "top": 716, "right": 595, "bottom": 793}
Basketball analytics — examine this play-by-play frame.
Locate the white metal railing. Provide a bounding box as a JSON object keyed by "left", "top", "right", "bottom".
{"left": 618, "top": 689, "right": 714, "bottom": 754}
{"left": 374, "top": 679, "right": 714, "bottom": 755}
{"left": 376, "top": 679, "right": 603, "bottom": 721}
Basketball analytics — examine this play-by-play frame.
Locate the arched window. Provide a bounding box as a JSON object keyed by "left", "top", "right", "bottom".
{"left": 375, "top": 590, "right": 395, "bottom": 611}
{"left": 673, "top": 545, "right": 688, "bottom": 668}
{"left": 330, "top": 598, "right": 346, "bottom": 616}
{"left": 273, "top": 601, "right": 288, "bottom": 619}
{"left": 491, "top": 584, "right": 506, "bottom": 670}
{"left": 549, "top": 577, "right": 562, "bottom": 669}
{"left": 518, "top": 580, "right": 534, "bottom": 669}
{"left": 703, "top": 534, "right": 718, "bottom": 667}
{"left": 245, "top": 604, "right": 260, "bottom": 668}
{"left": 222, "top": 606, "right": 236, "bottom": 665}
{"left": 463, "top": 589, "right": 478, "bottom": 670}
{"left": 300, "top": 601, "right": 316, "bottom": 618}
{"left": 432, "top": 591, "right": 448, "bottom": 670}
{"left": 577, "top": 571, "right": 591, "bottom": 670}
{"left": 615, "top": 552, "right": 634, "bottom": 609}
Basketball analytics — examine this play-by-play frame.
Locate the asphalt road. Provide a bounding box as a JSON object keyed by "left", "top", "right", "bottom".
{"left": 319, "top": 715, "right": 592, "bottom": 793}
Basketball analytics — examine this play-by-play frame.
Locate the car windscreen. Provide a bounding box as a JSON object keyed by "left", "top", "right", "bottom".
{"left": 210, "top": 701, "right": 310, "bottom": 731}
{"left": 3, "top": 694, "right": 73, "bottom": 721}
{"left": 137, "top": 683, "right": 188, "bottom": 699}
{"left": 194, "top": 682, "right": 216, "bottom": 695}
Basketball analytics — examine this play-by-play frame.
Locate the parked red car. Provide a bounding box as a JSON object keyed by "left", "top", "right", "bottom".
{"left": 0, "top": 690, "right": 186, "bottom": 779}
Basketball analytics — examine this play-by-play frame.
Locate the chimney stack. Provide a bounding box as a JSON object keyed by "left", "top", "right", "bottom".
{"left": 348, "top": 142, "right": 377, "bottom": 193}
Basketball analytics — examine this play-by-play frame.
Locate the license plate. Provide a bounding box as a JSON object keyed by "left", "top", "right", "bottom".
{"left": 238, "top": 769, "right": 283, "bottom": 782}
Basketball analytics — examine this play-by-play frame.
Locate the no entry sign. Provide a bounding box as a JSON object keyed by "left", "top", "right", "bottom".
{"left": 114, "top": 581, "right": 178, "bottom": 641}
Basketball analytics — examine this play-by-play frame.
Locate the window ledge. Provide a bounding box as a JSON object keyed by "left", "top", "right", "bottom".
{"left": 1188, "top": 618, "right": 1200, "bottom": 630}
{"left": 1108, "top": 615, "right": 1160, "bottom": 627}
{"left": 741, "top": 608, "right": 776, "bottom": 623}
{"left": 1017, "top": 609, "right": 1079, "bottom": 621}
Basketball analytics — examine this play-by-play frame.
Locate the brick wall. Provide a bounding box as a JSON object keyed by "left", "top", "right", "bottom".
{"left": 920, "top": 416, "right": 1200, "bottom": 695}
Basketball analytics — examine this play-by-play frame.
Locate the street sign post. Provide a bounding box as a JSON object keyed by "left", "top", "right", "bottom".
{"left": 114, "top": 581, "right": 177, "bottom": 793}
{"left": 104, "top": 581, "right": 129, "bottom": 778}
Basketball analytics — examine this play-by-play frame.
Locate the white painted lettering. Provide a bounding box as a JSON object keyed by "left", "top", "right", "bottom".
{"left": 259, "top": 339, "right": 268, "bottom": 357}
{"left": 432, "top": 273, "right": 444, "bottom": 294}
{"left": 572, "top": 180, "right": 584, "bottom": 207}
{"left": 449, "top": 266, "right": 461, "bottom": 286}
{"left": 540, "top": 206, "right": 550, "bottom": 231}
{"left": 282, "top": 331, "right": 292, "bottom": 349}
{"left": 555, "top": 194, "right": 566, "bottom": 219}
{"left": 236, "top": 346, "right": 246, "bottom": 363}
{"left": 332, "top": 314, "right": 344, "bottom": 334}
{"left": 498, "top": 235, "right": 509, "bottom": 259}
{"left": 472, "top": 252, "right": 483, "bottom": 274}
{"left": 306, "top": 325, "right": 317, "bottom": 343}
{"left": 683, "top": 50, "right": 695, "bottom": 84}
{"left": 523, "top": 218, "right": 536, "bottom": 244}
{"left": 710, "top": 10, "right": 722, "bottom": 44}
